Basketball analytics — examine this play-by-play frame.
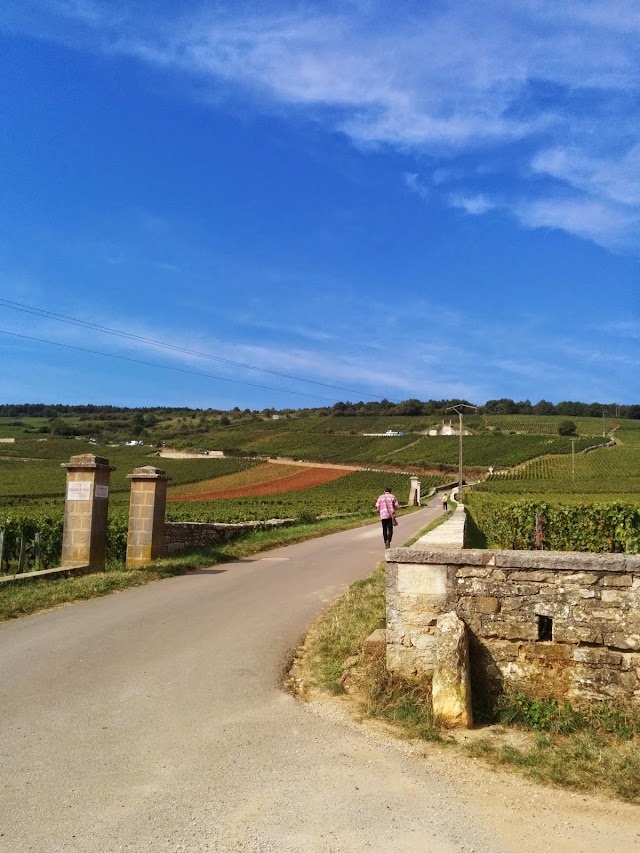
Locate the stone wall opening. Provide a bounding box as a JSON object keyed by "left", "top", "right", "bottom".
{"left": 538, "top": 614, "right": 553, "bottom": 641}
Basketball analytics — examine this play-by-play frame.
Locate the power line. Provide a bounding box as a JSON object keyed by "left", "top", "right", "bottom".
{"left": 0, "top": 298, "right": 390, "bottom": 401}
{"left": 0, "top": 329, "right": 341, "bottom": 402}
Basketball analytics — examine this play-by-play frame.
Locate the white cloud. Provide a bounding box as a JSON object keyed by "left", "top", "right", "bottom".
{"left": 515, "top": 196, "right": 639, "bottom": 248}
{"left": 449, "top": 194, "right": 495, "bottom": 216}
{"left": 403, "top": 172, "right": 429, "bottom": 201}
{"left": 532, "top": 145, "right": 640, "bottom": 207}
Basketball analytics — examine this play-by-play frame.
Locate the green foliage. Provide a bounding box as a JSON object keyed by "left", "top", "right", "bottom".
{"left": 0, "top": 508, "right": 130, "bottom": 574}
{"left": 557, "top": 419, "right": 577, "bottom": 436}
{"left": 465, "top": 493, "right": 640, "bottom": 553}
{"left": 498, "top": 691, "right": 581, "bottom": 733}
{"left": 0, "top": 509, "right": 64, "bottom": 571}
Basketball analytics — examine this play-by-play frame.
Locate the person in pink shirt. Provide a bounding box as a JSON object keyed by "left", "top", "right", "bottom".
{"left": 375, "top": 486, "right": 399, "bottom": 548}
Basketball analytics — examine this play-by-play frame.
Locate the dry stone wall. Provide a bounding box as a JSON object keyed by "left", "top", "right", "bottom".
{"left": 386, "top": 547, "right": 640, "bottom": 709}
{"left": 164, "top": 519, "right": 293, "bottom": 554}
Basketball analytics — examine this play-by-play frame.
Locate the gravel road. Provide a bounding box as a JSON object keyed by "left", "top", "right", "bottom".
{"left": 1, "top": 501, "right": 638, "bottom": 852}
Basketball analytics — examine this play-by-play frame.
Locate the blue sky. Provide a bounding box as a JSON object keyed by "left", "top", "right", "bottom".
{"left": 1, "top": 0, "right": 639, "bottom": 410}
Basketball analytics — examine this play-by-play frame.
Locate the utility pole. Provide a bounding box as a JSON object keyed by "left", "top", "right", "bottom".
{"left": 602, "top": 411, "right": 606, "bottom": 439}
{"left": 571, "top": 437, "right": 576, "bottom": 481}
{"left": 446, "top": 403, "right": 478, "bottom": 502}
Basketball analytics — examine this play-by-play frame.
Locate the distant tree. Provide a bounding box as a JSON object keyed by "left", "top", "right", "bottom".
{"left": 50, "top": 419, "right": 74, "bottom": 437}
{"left": 484, "top": 398, "right": 517, "bottom": 415}
{"left": 532, "top": 399, "right": 555, "bottom": 415}
{"left": 396, "top": 399, "right": 424, "bottom": 416}
{"left": 558, "top": 419, "right": 577, "bottom": 436}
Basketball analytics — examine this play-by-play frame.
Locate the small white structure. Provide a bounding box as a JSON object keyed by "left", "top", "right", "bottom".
{"left": 409, "top": 476, "right": 421, "bottom": 506}
{"left": 433, "top": 420, "right": 472, "bottom": 437}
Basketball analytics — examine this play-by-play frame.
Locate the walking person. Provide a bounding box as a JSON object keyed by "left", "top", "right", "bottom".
{"left": 375, "top": 486, "right": 399, "bottom": 548}
{"left": 442, "top": 492, "right": 448, "bottom": 512}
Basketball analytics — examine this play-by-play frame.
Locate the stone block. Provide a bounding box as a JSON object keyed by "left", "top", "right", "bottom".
{"left": 623, "top": 556, "right": 640, "bottom": 573}
{"left": 577, "top": 588, "right": 597, "bottom": 598}
{"left": 457, "top": 567, "right": 494, "bottom": 579}
{"left": 432, "top": 612, "right": 473, "bottom": 728}
{"left": 475, "top": 596, "right": 500, "bottom": 615}
{"left": 393, "top": 548, "right": 494, "bottom": 566}
{"left": 410, "top": 632, "right": 439, "bottom": 652}
{"left": 601, "top": 631, "right": 640, "bottom": 651}
{"left": 573, "top": 647, "right": 622, "bottom": 666}
{"left": 601, "top": 589, "right": 628, "bottom": 605}
{"left": 603, "top": 574, "right": 633, "bottom": 587}
{"left": 480, "top": 581, "right": 541, "bottom": 597}
{"left": 495, "top": 550, "right": 625, "bottom": 572}
{"left": 553, "top": 624, "right": 603, "bottom": 644}
{"left": 362, "top": 628, "right": 387, "bottom": 658}
{"left": 522, "top": 642, "right": 573, "bottom": 662}
{"left": 559, "top": 572, "right": 602, "bottom": 585}
{"left": 620, "top": 653, "right": 640, "bottom": 672}
{"left": 483, "top": 621, "right": 538, "bottom": 641}
{"left": 507, "top": 571, "right": 558, "bottom": 583}
{"left": 485, "top": 639, "right": 520, "bottom": 662}
{"left": 397, "top": 564, "right": 449, "bottom": 595}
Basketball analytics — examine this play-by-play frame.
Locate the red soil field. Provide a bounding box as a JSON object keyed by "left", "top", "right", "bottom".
{"left": 169, "top": 466, "right": 349, "bottom": 501}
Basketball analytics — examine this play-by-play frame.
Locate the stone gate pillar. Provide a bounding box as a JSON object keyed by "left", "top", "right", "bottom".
{"left": 61, "top": 454, "right": 113, "bottom": 570}
{"left": 126, "top": 466, "right": 168, "bottom": 568}
{"left": 409, "top": 476, "right": 421, "bottom": 506}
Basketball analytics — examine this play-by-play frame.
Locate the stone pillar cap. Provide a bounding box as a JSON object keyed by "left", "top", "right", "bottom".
{"left": 62, "top": 454, "right": 115, "bottom": 470}
{"left": 127, "top": 466, "right": 169, "bottom": 480}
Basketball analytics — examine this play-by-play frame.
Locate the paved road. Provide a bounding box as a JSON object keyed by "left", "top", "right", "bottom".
{"left": 1, "top": 500, "right": 638, "bottom": 852}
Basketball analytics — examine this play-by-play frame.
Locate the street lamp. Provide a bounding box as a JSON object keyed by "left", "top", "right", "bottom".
{"left": 446, "top": 404, "right": 478, "bottom": 502}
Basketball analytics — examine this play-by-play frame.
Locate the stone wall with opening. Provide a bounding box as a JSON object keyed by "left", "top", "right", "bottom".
{"left": 386, "top": 547, "right": 640, "bottom": 709}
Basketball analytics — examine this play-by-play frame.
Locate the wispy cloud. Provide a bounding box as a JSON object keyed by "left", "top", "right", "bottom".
{"left": 449, "top": 194, "right": 495, "bottom": 216}
{"left": 403, "top": 172, "right": 429, "bottom": 201}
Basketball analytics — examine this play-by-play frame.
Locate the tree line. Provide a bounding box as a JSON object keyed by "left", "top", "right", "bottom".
{"left": 0, "top": 398, "right": 637, "bottom": 420}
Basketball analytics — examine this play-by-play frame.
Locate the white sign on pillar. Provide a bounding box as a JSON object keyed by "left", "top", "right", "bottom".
{"left": 67, "top": 482, "right": 92, "bottom": 501}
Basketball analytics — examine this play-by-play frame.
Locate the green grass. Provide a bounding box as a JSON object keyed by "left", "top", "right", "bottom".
{"left": 465, "top": 691, "right": 640, "bottom": 802}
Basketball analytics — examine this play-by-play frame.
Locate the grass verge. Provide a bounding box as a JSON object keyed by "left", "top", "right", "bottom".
{"left": 289, "top": 565, "right": 640, "bottom": 803}
{"left": 466, "top": 692, "right": 640, "bottom": 802}
{"left": 0, "top": 514, "right": 377, "bottom": 622}
{"left": 288, "top": 561, "right": 439, "bottom": 741}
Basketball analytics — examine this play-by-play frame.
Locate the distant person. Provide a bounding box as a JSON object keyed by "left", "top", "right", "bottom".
{"left": 375, "top": 486, "right": 399, "bottom": 548}
{"left": 442, "top": 493, "right": 448, "bottom": 512}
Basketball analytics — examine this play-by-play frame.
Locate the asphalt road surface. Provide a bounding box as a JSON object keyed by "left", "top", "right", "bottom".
{"left": 1, "top": 501, "right": 638, "bottom": 853}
